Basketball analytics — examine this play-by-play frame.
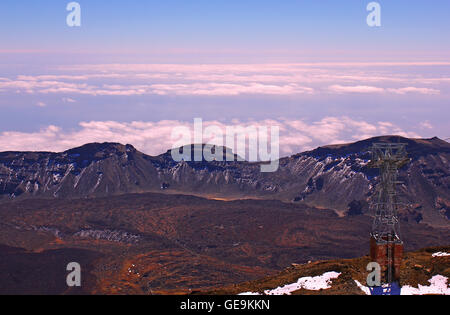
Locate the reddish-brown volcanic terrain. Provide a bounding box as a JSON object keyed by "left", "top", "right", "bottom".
{"left": 0, "top": 192, "right": 448, "bottom": 294}
{"left": 203, "top": 246, "right": 450, "bottom": 295}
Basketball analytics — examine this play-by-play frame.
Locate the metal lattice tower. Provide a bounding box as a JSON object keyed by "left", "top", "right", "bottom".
{"left": 369, "top": 143, "right": 409, "bottom": 243}
{"left": 369, "top": 143, "right": 409, "bottom": 284}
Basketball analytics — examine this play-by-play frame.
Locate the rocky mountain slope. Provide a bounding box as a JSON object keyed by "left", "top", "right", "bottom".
{"left": 0, "top": 136, "right": 449, "bottom": 226}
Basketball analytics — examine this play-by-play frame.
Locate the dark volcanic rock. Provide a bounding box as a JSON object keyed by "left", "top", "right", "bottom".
{"left": 0, "top": 245, "right": 100, "bottom": 295}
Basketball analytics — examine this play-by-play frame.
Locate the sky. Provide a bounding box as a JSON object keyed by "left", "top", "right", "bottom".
{"left": 0, "top": 0, "right": 449, "bottom": 157}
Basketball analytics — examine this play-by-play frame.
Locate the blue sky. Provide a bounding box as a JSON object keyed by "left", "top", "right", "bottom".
{"left": 0, "top": 1, "right": 449, "bottom": 156}
{"left": 1, "top": 0, "right": 450, "bottom": 59}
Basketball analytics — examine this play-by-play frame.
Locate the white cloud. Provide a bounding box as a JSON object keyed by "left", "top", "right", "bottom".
{"left": 420, "top": 121, "right": 433, "bottom": 129}
{"left": 328, "top": 85, "right": 441, "bottom": 95}
{"left": 62, "top": 97, "right": 77, "bottom": 103}
{"left": 0, "top": 79, "right": 314, "bottom": 96}
{"left": 150, "top": 83, "right": 313, "bottom": 96}
{"left": 0, "top": 63, "right": 446, "bottom": 97}
{"left": 387, "top": 87, "right": 440, "bottom": 95}
{"left": 0, "top": 118, "right": 420, "bottom": 157}
{"left": 328, "top": 85, "right": 385, "bottom": 94}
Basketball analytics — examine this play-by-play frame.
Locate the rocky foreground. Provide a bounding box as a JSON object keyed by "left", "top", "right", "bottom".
{"left": 202, "top": 246, "right": 450, "bottom": 295}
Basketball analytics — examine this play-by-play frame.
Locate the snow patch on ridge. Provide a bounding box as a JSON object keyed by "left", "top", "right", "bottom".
{"left": 354, "top": 280, "right": 371, "bottom": 295}
{"left": 355, "top": 275, "right": 450, "bottom": 295}
{"left": 432, "top": 252, "right": 450, "bottom": 257}
{"left": 239, "top": 271, "right": 341, "bottom": 296}
{"left": 401, "top": 275, "right": 450, "bottom": 295}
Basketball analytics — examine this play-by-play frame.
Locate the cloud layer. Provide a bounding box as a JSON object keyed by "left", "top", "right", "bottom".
{"left": 0, "top": 63, "right": 448, "bottom": 97}
{"left": 0, "top": 118, "right": 420, "bottom": 157}
{"left": 0, "top": 62, "right": 446, "bottom": 154}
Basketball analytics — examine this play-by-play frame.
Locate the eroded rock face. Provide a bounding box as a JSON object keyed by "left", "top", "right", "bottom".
{"left": 0, "top": 136, "right": 449, "bottom": 226}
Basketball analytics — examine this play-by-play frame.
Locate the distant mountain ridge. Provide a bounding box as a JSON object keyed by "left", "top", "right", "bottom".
{"left": 0, "top": 136, "right": 449, "bottom": 226}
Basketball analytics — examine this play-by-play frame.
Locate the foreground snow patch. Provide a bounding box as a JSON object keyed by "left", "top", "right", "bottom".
{"left": 239, "top": 271, "right": 341, "bottom": 296}
{"left": 239, "top": 292, "right": 261, "bottom": 295}
{"left": 432, "top": 252, "right": 450, "bottom": 257}
{"left": 355, "top": 275, "right": 450, "bottom": 295}
{"left": 354, "top": 280, "right": 371, "bottom": 295}
{"left": 401, "top": 275, "right": 450, "bottom": 295}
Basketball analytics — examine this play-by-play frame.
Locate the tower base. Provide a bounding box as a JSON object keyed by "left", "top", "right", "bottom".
{"left": 370, "top": 236, "right": 403, "bottom": 283}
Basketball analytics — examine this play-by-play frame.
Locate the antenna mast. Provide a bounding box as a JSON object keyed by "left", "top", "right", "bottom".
{"left": 369, "top": 143, "right": 409, "bottom": 284}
